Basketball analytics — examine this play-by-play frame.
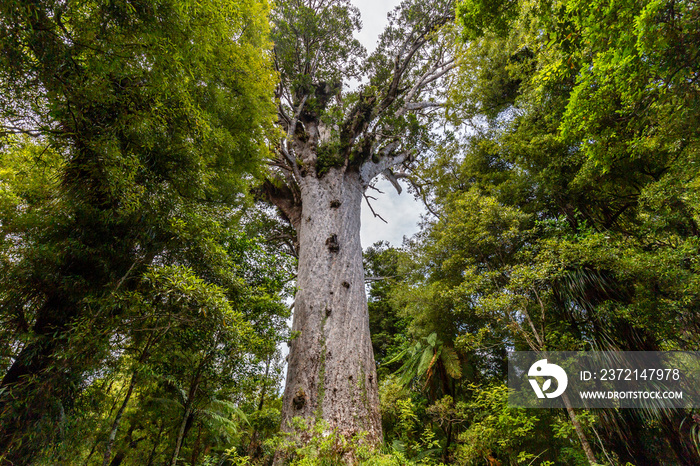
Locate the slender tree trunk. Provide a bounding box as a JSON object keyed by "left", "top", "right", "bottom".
{"left": 84, "top": 441, "right": 99, "bottom": 466}
{"left": 561, "top": 392, "right": 598, "bottom": 465}
{"left": 171, "top": 360, "right": 204, "bottom": 466}
{"left": 102, "top": 371, "right": 138, "bottom": 466}
{"left": 145, "top": 420, "right": 165, "bottom": 466}
{"left": 103, "top": 338, "right": 154, "bottom": 466}
{"left": 170, "top": 401, "right": 194, "bottom": 466}
{"left": 248, "top": 360, "right": 271, "bottom": 459}
{"left": 518, "top": 307, "right": 598, "bottom": 465}
{"left": 259, "top": 359, "right": 270, "bottom": 411}
{"left": 190, "top": 425, "right": 203, "bottom": 466}
{"left": 281, "top": 168, "right": 381, "bottom": 445}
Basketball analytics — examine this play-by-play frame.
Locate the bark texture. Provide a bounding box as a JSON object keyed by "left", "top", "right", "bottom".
{"left": 281, "top": 168, "right": 381, "bottom": 443}
{"left": 267, "top": 0, "right": 456, "bottom": 450}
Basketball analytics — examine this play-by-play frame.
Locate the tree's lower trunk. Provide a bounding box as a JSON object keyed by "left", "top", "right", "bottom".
{"left": 442, "top": 423, "right": 452, "bottom": 463}
{"left": 146, "top": 420, "right": 165, "bottom": 466}
{"left": 102, "top": 371, "right": 138, "bottom": 466}
{"left": 281, "top": 169, "right": 381, "bottom": 447}
{"left": 170, "top": 402, "right": 194, "bottom": 466}
{"left": 190, "top": 426, "right": 203, "bottom": 466}
{"left": 561, "top": 392, "right": 598, "bottom": 465}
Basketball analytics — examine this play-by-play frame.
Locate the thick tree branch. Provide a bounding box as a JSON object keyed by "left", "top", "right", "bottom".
{"left": 381, "top": 168, "right": 402, "bottom": 195}
{"left": 257, "top": 179, "right": 302, "bottom": 230}
{"left": 374, "top": 17, "right": 454, "bottom": 121}
{"left": 403, "top": 101, "right": 445, "bottom": 111}
{"left": 359, "top": 147, "right": 412, "bottom": 187}
{"left": 279, "top": 141, "right": 302, "bottom": 184}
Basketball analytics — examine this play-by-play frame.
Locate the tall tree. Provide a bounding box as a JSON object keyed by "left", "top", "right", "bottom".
{"left": 383, "top": 0, "right": 700, "bottom": 462}
{"left": 264, "top": 0, "right": 457, "bottom": 445}
{"left": 0, "top": 0, "right": 276, "bottom": 462}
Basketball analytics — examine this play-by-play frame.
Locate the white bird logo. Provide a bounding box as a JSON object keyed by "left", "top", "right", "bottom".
{"left": 528, "top": 359, "right": 568, "bottom": 399}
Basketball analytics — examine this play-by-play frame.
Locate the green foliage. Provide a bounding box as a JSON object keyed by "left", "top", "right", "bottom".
{"left": 267, "top": 416, "right": 446, "bottom": 466}
{"left": 272, "top": 0, "right": 364, "bottom": 96}
{"left": 0, "top": 0, "right": 284, "bottom": 462}
{"left": 315, "top": 140, "right": 345, "bottom": 177}
{"left": 365, "top": 242, "right": 410, "bottom": 378}
{"left": 453, "top": 385, "right": 540, "bottom": 465}
{"left": 21, "top": 225, "right": 291, "bottom": 466}
{"left": 456, "top": 0, "right": 520, "bottom": 40}
{"left": 386, "top": 333, "right": 461, "bottom": 399}
{"left": 383, "top": 0, "right": 700, "bottom": 464}
{"left": 2, "top": 0, "right": 699, "bottom": 464}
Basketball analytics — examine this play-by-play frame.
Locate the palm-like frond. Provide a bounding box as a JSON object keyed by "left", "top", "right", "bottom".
{"left": 391, "top": 333, "right": 462, "bottom": 393}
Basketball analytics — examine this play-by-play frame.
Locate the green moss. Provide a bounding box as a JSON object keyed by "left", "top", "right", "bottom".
{"left": 315, "top": 141, "right": 343, "bottom": 177}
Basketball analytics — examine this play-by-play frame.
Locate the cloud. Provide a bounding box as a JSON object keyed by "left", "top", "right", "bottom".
{"left": 361, "top": 179, "right": 424, "bottom": 248}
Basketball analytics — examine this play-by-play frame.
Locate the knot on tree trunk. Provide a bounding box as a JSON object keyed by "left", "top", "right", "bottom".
{"left": 292, "top": 388, "right": 307, "bottom": 410}
{"left": 330, "top": 199, "right": 341, "bottom": 208}
{"left": 326, "top": 234, "right": 339, "bottom": 252}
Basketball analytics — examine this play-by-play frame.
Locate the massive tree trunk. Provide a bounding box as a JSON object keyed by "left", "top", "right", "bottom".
{"left": 267, "top": 0, "right": 455, "bottom": 451}
{"left": 281, "top": 168, "right": 381, "bottom": 443}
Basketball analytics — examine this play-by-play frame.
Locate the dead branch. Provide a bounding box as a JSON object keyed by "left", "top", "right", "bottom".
{"left": 363, "top": 192, "right": 388, "bottom": 224}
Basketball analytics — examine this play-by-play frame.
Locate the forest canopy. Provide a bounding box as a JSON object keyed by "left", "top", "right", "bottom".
{"left": 1, "top": 0, "right": 699, "bottom": 465}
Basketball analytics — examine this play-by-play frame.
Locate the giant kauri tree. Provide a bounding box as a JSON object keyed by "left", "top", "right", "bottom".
{"left": 264, "top": 0, "right": 456, "bottom": 444}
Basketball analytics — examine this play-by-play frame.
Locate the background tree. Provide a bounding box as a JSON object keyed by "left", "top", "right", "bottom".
{"left": 365, "top": 0, "right": 700, "bottom": 463}
{"left": 363, "top": 241, "right": 409, "bottom": 380}
{"left": 0, "top": 0, "right": 278, "bottom": 462}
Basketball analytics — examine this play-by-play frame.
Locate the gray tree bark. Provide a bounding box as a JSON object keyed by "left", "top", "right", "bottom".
{"left": 281, "top": 167, "right": 381, "bottom": 445}
{"left": 266, "top": 0, "right": 456, "bottom": 452}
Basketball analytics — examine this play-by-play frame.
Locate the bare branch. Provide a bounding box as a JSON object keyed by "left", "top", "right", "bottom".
{"left": 279, "top": 140, "right": 302, "bottom": 183}
{"left": 401, "top": 58, "right": 454, "bottom": 107}
{"left": 407, "top": 176, "right": 442, "bottom": 219}
{"left": 376, "top": 37, "right": 429, "bottom": 118}
{"left": 363, "top": 193, "right": 388, "bottom": 224}
{"left": 419, "top": 61, "right": 456, "bottom": 87}
{"left": 403, "top": 101, "right": 444, "bottom": 111}
{"left": 374, "top": 15, "right": 454, "bottom": 121}
{"left": 364, "top": 275, "right": 397, "bottom": 282}
{"left": 288, "top": 94, "right": 309, "bottom": 140}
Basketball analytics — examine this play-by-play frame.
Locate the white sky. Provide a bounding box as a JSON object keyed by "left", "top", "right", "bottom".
{"left": 355, "top": 0, "right": 425, "bottom": 248}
